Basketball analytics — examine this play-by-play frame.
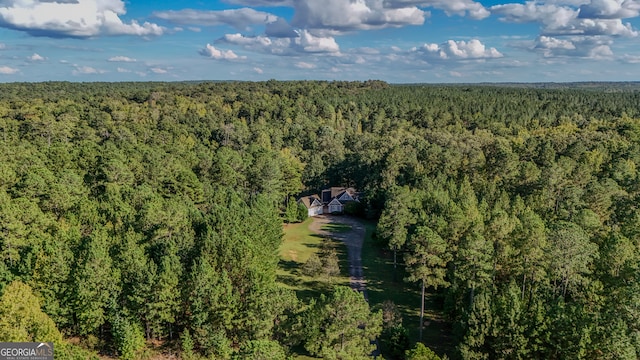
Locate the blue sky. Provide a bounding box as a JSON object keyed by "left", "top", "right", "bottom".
{"left": 0, "top": 0, "right": 639, "bottom": 83}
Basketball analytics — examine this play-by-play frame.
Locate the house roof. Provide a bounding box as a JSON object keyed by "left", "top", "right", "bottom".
{"left": 322, "top": 187, "right": 358, "bottom": 203}
{"left": 298, "top": 194, "right": 322, "bottom": 208}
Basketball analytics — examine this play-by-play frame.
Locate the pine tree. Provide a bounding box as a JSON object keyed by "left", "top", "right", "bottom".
{"left": 404, "top": 225, "right": 451, "bottom": 341}
{"left": 303, "top": 286, "right": 382, "bottom": 359}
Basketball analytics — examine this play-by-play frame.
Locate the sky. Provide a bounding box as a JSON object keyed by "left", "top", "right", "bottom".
{"left": 0, "top": 0, "right": 639, "bottom": 83}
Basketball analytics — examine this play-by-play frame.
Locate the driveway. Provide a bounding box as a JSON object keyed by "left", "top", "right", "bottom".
{"left": 308, "top": 215, "right": 368, "bottom": 298}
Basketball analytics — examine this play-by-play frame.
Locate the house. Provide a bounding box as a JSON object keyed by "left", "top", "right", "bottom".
{"left": 297, "top": 194, "right": 324, "bottom": 217}
{"left": 299, "top": 187, "right": 359, "bottom": 216}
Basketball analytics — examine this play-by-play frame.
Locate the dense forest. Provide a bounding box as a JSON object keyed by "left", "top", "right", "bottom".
{"left": 0, "top": 80, "right": 639, "bottom": 359}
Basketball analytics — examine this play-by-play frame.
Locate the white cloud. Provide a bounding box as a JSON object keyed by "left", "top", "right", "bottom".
{"left": 578, "top": 0, "right": 640, "bottom": 19}
{"left": 491, "top": 1, "right": 640, "bottom": 36}
{"left": 0, "top": 65, "right": 18, "bottom": 74}
{"left": 253, "top": 67, "right": 264, "bottom": 73}
{"left": 491, "top": 0, "right": 639, "bottom": 61}
{"left": 222, "top": 33, "right": 274, "bottom": 48}
{"left": 152, "top": 8, "right": 278, "bottom": 29}
{"left": 491, "top": 2, "right": 578, "bottom": 28}
{"left": 622, "top": 54, "right": 640, "bottom": 63}
{"left": 200, "top": 43, "right": 246, "bottom": 60}
{"left": 108, "top": 56, "right": 136, "bottom": 62}
{"left": 387, "top": 0, "right": 489, "bottom": 19}
{"left": 72, "top": 65, "right": 106, "bottom": 75}
{"left": 294, "top": 29, "right": 340, "bottom": 52}
{"left": 150, "top": 67, "right": 168, "bottom": 74}
{"left": 219, "top": 30, "right": 340, "bottom": 54}
{"left": 0, "top": 0, "right": 164, "bottom": 38}
{"left": 535, "top": 35, "right": 614, "bottom": 58}
{"left": 28, "top": 53, "right": 45, "bottom": 61}
{"left": 295, "top": 61, "right": 316, "bottom": 68}
{"left": 291, "top": 0, "right": 426, "bottom": 32}
{"left": 223, "top": 0, "right": 293, "bottom": 5}
{"left": 117, "top": 67, "right": 131, "bottom": 73}
{"left": 416, "top": 39, "right": 503, "bottom": 59}
{"left": 548, "top": 18, "right": 637, "bottom": 36}
{"left": 0, "top": 43, "right": 5, "bottom": 49}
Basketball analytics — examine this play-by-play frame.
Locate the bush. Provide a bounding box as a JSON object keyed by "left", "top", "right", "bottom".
{"left": 321, "top": 249, "right": 340, "bottom": 278}
{"left": 344, "top": 201, "right": 364, "bottom": 216}
{"left": 302, "top": 254, "right": 323, "bottom": 277}
{"left": 297, "top": 202, "right": 309, "bottom": 222}
{"left": 405, "top": 342, "right": 441, "bottom": 360}
{"left": 111, "top": 316, "right": 145, "bottom": 360}
{"left": 380, "top": 325, "right": 410, "bottom": 360}
{"left": 237, "top": 340, "right": 287, "bottom": 360}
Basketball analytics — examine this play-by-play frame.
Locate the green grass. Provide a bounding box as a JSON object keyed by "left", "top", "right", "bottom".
{"left": 360, "top": 222, "right": 455, "bottom": 358}
{"left": 278, "top": 218, "right": 350, "bottom": 300}
{"left": 280, "top": 217, "right": 319, "bottom": 264}
{"left": 320, "top": 223, "right": 352, "bottom": 233}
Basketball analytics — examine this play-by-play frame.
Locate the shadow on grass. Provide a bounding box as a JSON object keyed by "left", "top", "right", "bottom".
{"left": 279, "top": 259, "right": 300, "bottom": 273}
{"left": 320, "top": 223, "right": 352, "bottom": 233}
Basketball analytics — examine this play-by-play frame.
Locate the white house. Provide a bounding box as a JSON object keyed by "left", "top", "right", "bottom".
{"left": 299, "top": 187, "right": 360, "bottom": 216}
{"left": 298, "top": 195, "right": 324, "bottom": 217}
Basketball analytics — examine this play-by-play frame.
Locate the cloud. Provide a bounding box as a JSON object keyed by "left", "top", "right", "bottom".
{"left": 253, "top": 67, "right": 264, "bottom": 73}
{"left": 491, "top": 1, "right": 639, "bottom": 36}
{"left": 295, "top": 61, "right": 316, "bottom": 69}
{"left": 491, "top": 0, "right": 638, "bottom": 61}
{"left": 28, "top": 53, "right": 45, "bottom": 61}
{"left": 578, "top": 0, "right": 640, "bottom": 19}
{"left": 117, "top": 67, "right": 131, "bottom": 73}
{"left": 108, "top": 56, "right": 136, "bottom": 62}
{"left": 222, "top": 0, "right": 293, "bottom": 5}
{"left": 386, "top": 0, "right": 490, "bottom": 19}
{"left": 621, "top": 54, "right": 640, "bottom": 63}
{"left": 0, "top": 65, "right": 18, "bottom": 74}
{"left": 152, "top": 8, "right": 278, "bottom": 29}
{"left": 0, "top": 43, "right": 5, "bottom": 49}
{"left": 295, "top": 29, "right": 340, "bottom": 52}
{"left": 265, "top": 17, "right": 297, "bottom": 37}
{"left": 0, "top": 0, "right": 164, "bottom": 38}
{"left": 72, "top": 65, "right": 106, "bottom": 75}
{"left": 491, "top": 2, "right": 578, "bottom": 29}
{"left": 291, "top": 0, "right": 426, "bottom": 32}
{"left": 200, "top": 43, "right": 246, "bottom": 60}
{"left": 219, "top": 30, "right": 340, "bottom": 54}
{"left": 547, "top": 18, "right": 637, "bottom": 36}
{"left": 534, "top": 35, "right": 614, "bottom": 58}
{"left": 150, "top": 67, "right": 168, "bottom": 74}
{"left": 415, "top": 39, "right": 503, "bottom": 59}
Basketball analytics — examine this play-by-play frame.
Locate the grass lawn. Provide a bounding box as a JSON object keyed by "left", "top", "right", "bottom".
{"left": 278, "top": 217, "right": 350, "bottom": 301}
{"left": 360, "top": 221, "right": 455, "bottom": 358}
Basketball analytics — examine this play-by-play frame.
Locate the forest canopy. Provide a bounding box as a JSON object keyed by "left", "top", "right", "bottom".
{"left": 0, "top": 80, "right": 639, "bottom": 359}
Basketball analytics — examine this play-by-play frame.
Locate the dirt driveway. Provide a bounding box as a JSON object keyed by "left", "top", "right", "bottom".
{"left": 309, "top": 215, "right": 368, "bottom": 298}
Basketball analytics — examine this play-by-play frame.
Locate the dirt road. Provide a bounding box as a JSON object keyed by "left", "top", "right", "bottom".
{"left": 309, "top": 215, "right": 368, "bottom": 298}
